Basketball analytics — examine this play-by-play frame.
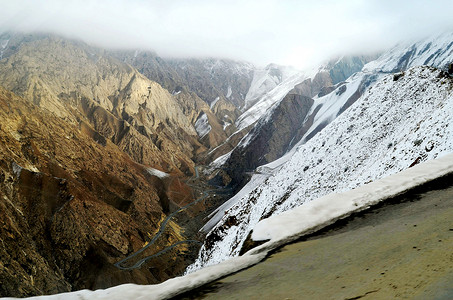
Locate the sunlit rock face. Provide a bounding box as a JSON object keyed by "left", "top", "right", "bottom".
{"left": 0, "top": 34, "right": 201, "bottom": 175}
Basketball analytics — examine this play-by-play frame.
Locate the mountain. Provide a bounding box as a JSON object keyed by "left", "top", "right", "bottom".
{"left": 209, "top": 33, "right": 453, "bottom": 188}
{"left": 115, "top": 52, "right": 254, "bottom": 109}
{"left": 242, "top": 63, "right": 301, "bottom": 110}
{"left": 113, "top": 51, "right": 256, "bottom": 150}
{"left": 0, "top": 33, "right": 218, "bottom": 297}
{"left": 209, "top": 56, "right": 375, "bottom": 190}
{"left": 188, "top": 60, "right": 453, "bottom": 269}
{"left": 0, "top": 33, "right": 202, "bottom": 174}
{"left": 0, "top": 86, "right": 200, "bottom": 296}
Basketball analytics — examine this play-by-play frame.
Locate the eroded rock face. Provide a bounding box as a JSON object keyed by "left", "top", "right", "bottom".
{"left": 0, "top": 34, "right": 200, "bottom": 175}
{"left": 0, "top": 86, "right": 199, "bottom": 297}
{"left": 113, "top": 51, "right": 248, "bottom": 151}
{"left": 223, "top": 94, "right": 314, "bottom": 189}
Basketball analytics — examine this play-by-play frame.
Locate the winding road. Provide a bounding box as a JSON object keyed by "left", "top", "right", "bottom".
{"left": 114, "top": 166, "right": 216, "bottom": 270}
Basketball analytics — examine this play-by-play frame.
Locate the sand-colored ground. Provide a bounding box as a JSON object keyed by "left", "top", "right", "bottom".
{"left": 177, "top": 182, "right": 453, "bottom": 299}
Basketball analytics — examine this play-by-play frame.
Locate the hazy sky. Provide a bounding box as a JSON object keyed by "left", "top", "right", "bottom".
{"left": 2, "top": 0, "right": 453, "bottom": 69}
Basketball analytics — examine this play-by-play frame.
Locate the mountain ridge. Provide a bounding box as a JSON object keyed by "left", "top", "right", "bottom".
{"left": 188, "top": 63, "right": 453, "bottom": 270}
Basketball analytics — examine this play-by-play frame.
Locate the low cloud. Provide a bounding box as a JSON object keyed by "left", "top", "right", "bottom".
{"left": 1, "top": 0, "right": 453, "bottom": 69}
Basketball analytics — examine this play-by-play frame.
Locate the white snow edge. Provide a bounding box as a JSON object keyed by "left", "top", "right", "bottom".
{"left": 8, "top": 152, "right": 453, "bottom": 300}
{"left": 9, "top": 253, "right": 266, "bottom": 300}
{"left": 251, "top": 152, "right": 453, "bottom": 243}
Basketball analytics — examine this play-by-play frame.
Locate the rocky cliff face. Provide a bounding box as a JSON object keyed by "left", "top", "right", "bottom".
{"left": 0, "top": 34, "right": 200, "bottom": 175}
{"left": 0, "top": 87, "right": 198, "bottom": 297}
{"left": 222, "top": 94, "right": 314, "bottom": 188}
{"left": 113, "top": 51, "right": 249, "bottom": 151}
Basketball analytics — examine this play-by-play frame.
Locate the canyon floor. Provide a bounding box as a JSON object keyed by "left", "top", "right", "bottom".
{"left": 175, "top": 175, "right": 453, "bottom": 300}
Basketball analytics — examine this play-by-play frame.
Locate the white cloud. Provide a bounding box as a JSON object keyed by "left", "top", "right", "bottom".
{"left": 1, "top": 0, "right": 453, "bottom": 69}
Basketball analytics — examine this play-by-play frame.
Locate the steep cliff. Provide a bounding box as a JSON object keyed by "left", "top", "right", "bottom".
{"left": 222, "top": 94, "right": 314, "bottom": 188}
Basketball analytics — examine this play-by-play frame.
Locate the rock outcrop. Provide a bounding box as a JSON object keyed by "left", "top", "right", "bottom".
{"left": 113, "top": 51, "right": 256, "bottom": 151}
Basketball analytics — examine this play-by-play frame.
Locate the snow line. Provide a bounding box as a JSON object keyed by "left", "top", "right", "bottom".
{"left": 9, "top": 153, "right": 453, "bottom": 300}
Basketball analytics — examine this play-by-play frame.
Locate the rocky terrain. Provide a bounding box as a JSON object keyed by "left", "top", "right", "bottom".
{"left": 0, "top": 33, "right": 218, "bottom": 297}
{"left": 190, "top": 63, "right": 453, "bottom": 270}
{"left": 113, "top": 51, "right": 253, "bottom": 150}
{"left": 0, "top": 34, "right": 202, "bottom": 174}
{"left": 0, "top": 86, "right": 201, "bottom": 296}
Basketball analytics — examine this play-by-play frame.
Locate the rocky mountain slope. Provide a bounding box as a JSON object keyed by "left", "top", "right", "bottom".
{"left": 113, "top": 51, "right": 255, "bottom": 150}
{"left": 208, "top": 34, "right": 453, "bottom": 192}
{"left": 242, "top": 63, "right": 300, "bottom": 110}
{"left": 116, "top": 52, "right": 254, "bottom": 109}
{"left": 0, "top": 33, "right": 202, "bottom": 174}
{"left": 188, "top": 65, "right": 453, "bottom": 270}
{"left": 0, "top": 86, "right": 199, "bottom": 297}
{"left": 210, "top": 56, "right": 375, "bottom": 190}
{"left": 0, "top": 33, "right": 220, "bottom": 297}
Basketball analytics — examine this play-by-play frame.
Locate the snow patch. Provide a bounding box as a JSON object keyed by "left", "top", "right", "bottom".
{"left": 210, "top": 97, "right": 220, "bottom": 109}
{"left": 194, "top": 113, "right": 211, "bottom": 138}
{"left": 0, "top": 38, "right": 8, "bottom": 60}
{"left": 223, "top": 121, "right": 231, "bottom": 130}
{"left": 147, "top": 168, "right": 169, "bottom": 179}
{"left": 210, "top": 151, "right": 232, "bottom": 169}
{"left": 226, "top": 86, "right": 232, "bottom": 98}
{"left": 1, "top": 39, "right": 9, "bottom": 49}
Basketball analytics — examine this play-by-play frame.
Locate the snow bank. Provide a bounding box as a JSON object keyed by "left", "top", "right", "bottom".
{"left": 7, "top": 253, "right": 266, "bottom": 300}
{"left": 210, "top": 96, "right": 220, "bottom": 109}
{"left": 252, "top": 152, "right": 453, "bottom": 242}
{"left": 194, "top": 112, "right": 211, "bottom": 138}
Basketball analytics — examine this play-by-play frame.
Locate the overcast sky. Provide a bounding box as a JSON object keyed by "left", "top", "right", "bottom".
{"left": 2, "top": 0, "right": 453, "bottom": 69}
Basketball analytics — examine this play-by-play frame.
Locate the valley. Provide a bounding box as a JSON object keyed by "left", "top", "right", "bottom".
{"left": 0, "top": 27, "right": 452, "bottom": 299}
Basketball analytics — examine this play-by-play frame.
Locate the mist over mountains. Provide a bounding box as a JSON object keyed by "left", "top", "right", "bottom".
{"left": 0, "top": 7, "right": 453, "bottom": 297}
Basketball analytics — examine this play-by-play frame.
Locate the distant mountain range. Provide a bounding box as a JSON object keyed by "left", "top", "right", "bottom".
{"left": 1, "top": 30, "right": 453, "bottom": 298}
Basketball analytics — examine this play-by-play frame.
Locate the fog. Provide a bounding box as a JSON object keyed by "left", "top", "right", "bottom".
{"left": 2, "top": 0, "right": 453, "bottom": 69}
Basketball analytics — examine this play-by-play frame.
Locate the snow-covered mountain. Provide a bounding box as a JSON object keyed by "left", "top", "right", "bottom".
{"left": 212, "top": 33, "right": 453, "bottom": 186}
{"left": 208, "top": 56, "right": 375, "bottom": 190}
{"left": 188, "top": 57, "right": 453, "bottom": 270}
{"left": 236, "top": 65, "right": 306, "bottom": 130}
{"left": 242, "top": 64, "right": 301, "bottom": 110}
